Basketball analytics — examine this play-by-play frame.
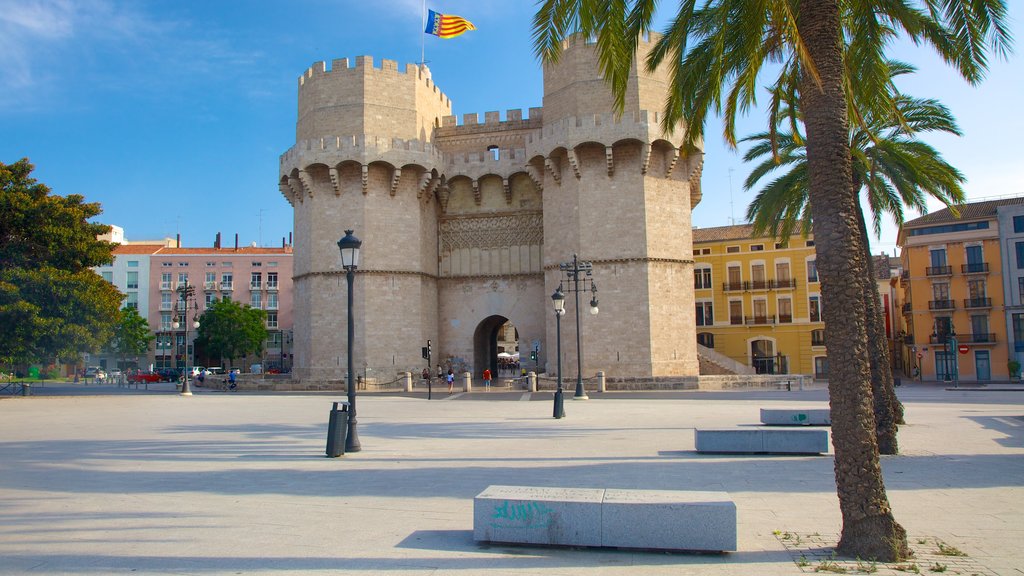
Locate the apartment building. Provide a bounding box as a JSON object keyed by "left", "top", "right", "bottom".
{"left": 693, "top": 224, "right": 827, "bottom": 378}
{"left": 150, "top": 244, "right": 293, "bottom": 373}
{"left": 897, "top": 198, "right": 1024, "bottom": 381}
{"left": 91, "top": 244, "right": 165, "bottom": 370}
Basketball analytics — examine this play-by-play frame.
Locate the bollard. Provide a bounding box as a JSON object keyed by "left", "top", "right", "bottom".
{"left": 22, "top": 383, "right": 31, "bottom": 396}
{"left": 326, "top": 401, "right": 350, "bottom": 458}
{"left": 597, "top": 371, "right": 606, "bottom": 393}
{"left": 403, "top": 371, "right": 412, "bottom": 392}
{"left": 528, "top": 371, "right": 537, "bottom": 392}
{"left": 462, "top": 372, "right": 472, "bottom": 393}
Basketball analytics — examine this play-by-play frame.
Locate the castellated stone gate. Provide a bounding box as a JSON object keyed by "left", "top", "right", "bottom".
{"left": 279, "top": 35, "right": 703, "bottom": 385}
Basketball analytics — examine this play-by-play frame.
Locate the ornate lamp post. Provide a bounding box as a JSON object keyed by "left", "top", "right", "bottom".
{"left": 558, "top": 254, "right": 599, "bottom": 399}
{"left": 172, "top": 281, "right": 200, "bottom": 396}
{"left": 551, "top": 287, "right": 566, "bottom": 419}
{"left": 337, "top": 229, "right": 362, "bottom": 452}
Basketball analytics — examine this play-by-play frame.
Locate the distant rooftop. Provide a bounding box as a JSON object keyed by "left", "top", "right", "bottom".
{"left": 903, "top": 197, "right": 1024, "bottom": 228}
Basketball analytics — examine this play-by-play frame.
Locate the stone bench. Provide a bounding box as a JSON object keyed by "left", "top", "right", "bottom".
{"left": 760, "top": 408, "right": 831, "bottom": 426}
{"left": 695, "top": 428, "right": 829, "bottom": 454}
{"left": 473, "top": 485, "right": 736, "bottom": 552}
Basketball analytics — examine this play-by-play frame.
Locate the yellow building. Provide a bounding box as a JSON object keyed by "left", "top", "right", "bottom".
{"left": 897, "top": 199, "right": 1019, "bottom": 382}
{"left": 693, "top": 225, "right": 827, "bottom": 378}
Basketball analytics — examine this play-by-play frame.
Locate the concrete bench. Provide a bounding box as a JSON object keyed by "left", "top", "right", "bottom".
{"left": 760, "top": 408, "right": 831, "bottom": 426}
{"left": 695, "top": 428, "right": 829, "bottom": 454}
{"left": 473, "top": 485, "right": 736, "bottom": 552}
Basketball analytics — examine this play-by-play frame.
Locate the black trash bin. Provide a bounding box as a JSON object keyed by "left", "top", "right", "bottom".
{"left": 326, "top": 401, "right": 350, "bottom": 458}
{"left": 22, "top": 383, "right": 31, "bottom": 396}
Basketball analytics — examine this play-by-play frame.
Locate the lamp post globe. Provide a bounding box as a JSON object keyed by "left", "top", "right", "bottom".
{"left": 337, "top": 229, "right": 362, "bottom": 452}
{"left": 551, "top": 287, "right": 565, "bottom": 419}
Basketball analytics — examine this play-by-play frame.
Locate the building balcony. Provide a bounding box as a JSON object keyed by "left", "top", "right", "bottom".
{"left": 160, "top": 282, "right": 172, "bottom": 291}
{"left": 811, "top": 335, "right": 826, "bottom": 347}
{"left": 220, "top": 282, "right": 233, "bottom": 291}
{"left": 159, "top": 303, "right": 172, "bottom": 311}
{"left": 729, "top": 316, "right": 744, "bottom": 325}
{"left": 961, "top": 262, "right": 990, "bottom": 274}
{"left": 963, "top": 333, "right": 997, "bottom": 344}
{"left": 267, "top": 303, "right": 279, "bottom": 310}
{"left": 771, "top": 278, "right": 797, "bottom": 290}
{"left": 744, "top": 315, "right": 776, "bottom": 325}
{"left": 749, "top": 280, "right": 769, "bottom": 291}
{"left": 204, "top": 281, "right": 217, "bottom": 290}
{"left": 902, "top": 302, "right": 913, "bottom": 314}
{"left": 777, "top": 314, "right": 793, "bottom": 324}
{"left": 926, "top": 265, "right": 953, "bottom": 277}
{"left": 963, "top": 297, "right": 992, "bottom": 309}
{"left": 267, "top": 282, "right": 279, "bottom": 291}
{"left": 250, "top": 282, "right": 262, "bottom": 290}
{"left": 928, "top": 299, "right": 956, "bottom": 310}
{"left": 722, "top": 282, "right": 745, "bottom": 292}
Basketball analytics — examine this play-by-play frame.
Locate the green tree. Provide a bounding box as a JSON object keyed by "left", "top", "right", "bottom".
{"left": 743, "top": 89, "right": 967, "bottom": 454}
{"left": 110, "top": 307, "right": 155, "bottom": 372}
{"left": 194, "top": 298, "right": 267, "bottom": 368}
{"left": 0, "top": 159, "right": 122, "bottom": 369}
{"left": 533, "top": 0, "right": 1009, "bottom": 561}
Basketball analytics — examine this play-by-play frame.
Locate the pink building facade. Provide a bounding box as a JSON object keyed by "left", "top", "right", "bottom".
{"left": 148, "top": 246, "right": 294, "bottom": 372}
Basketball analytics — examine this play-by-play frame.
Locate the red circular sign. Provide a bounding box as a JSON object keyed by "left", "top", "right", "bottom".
{"left": 916, "top": 352, "right": 923, "bottom": 359}
{"left": 958, "top": 345, "right": 969, "bottom": 355}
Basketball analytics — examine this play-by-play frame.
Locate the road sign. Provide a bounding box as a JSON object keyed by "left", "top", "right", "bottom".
{"left": 916, "top": 352, "right": 923, "bottom": 359}
{"left": 958, "top": 344, "right": 969, "bottom": 355}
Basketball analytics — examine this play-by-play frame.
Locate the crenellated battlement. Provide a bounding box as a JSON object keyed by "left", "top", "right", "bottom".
{"left": 280, "top": 135, "right": 443, "bottom": 169}
{"left": 298, "top": 57, "right": 451, "bottom": 109}
{"left": 524, "top": 110, "right": 679, "bottom": 157}
{"left": 440, "top": 107, "right": 544, "bottom": 129}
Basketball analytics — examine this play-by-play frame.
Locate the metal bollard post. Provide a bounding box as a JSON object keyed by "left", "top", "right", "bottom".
{"left": 326, "top": 401, "right": 349, "bottom": 458}
{"left": 22, "top": 383, "right": 31, "bottom": 396}
{"left": 597, "top": 371, "right": 606, "bottom": 393}
{"left": 528, "top": 371, "right": 537, "bottom": 392}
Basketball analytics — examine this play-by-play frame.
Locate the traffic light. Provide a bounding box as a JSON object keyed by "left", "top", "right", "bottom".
{"left": 422, "top": 339, "right": 432, "bottom": 360}
{"left": 530, "top": 350, "right": 538, "bottom": 362}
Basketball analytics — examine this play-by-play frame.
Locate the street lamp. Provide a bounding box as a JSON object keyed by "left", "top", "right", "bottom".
{"left": 172, "top": 281, "right": 200, "bottom": 396}
{"left": 551, "top": 287, "right": 566, "bottom": 419}
{"left": 558, "top": 254, "right": 599, "bottom": 399}
{"left": 337, "top": 229, "right": 362, "bottom": 452}
{"left": 932, "top": 322, "right": 959, "bottom": 388}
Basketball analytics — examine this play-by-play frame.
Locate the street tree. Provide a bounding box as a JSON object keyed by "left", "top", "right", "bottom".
{"left": 744, "top": 88, "right": 967, "bottom": 453}
{"left": 109, "top": 307, "right": 155, "bottom": 372}
{"left": 194, "top": 298, "right": 268, "bottom": 368}
{"left": 533, "top": 0, "right": 1009, "bottom": 561}
{"left": 0, "top": 159, "right": 122, "bottom": 369}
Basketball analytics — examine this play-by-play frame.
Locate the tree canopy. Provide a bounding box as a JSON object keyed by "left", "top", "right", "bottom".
{"left": 194, "top": 298, "right": 268, "bottom": 367}
{"left": 110, "top": 307, "right": 155, "bottom": 366}
{"left": 0, "top": 159, "right": 122, "bottom": 367}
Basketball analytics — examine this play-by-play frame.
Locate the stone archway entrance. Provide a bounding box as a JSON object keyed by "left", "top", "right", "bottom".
{"left": 474, "top": 316, "right": 520, "bottom": 382}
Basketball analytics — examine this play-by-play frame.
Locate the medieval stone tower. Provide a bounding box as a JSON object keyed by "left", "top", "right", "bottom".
{"left": 279, "top": 34, "right": 702, "bottom": 385}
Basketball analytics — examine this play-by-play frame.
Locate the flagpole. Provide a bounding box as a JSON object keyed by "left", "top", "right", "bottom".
{"left": 420, "top": 0, "right": 426, "bottom": 66}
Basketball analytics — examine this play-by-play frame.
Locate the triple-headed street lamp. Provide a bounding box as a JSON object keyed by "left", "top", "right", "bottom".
{"left": 172, "top": 280, "right": 200, "bottom": 396}
{"left": 337, "top": 229, "right": 362, "bottom": 452}
{"left": 933, "top": 322, "right": 959, "bottom": 388}
{"left": 551, "top": 287, "right": 566, "bottom": 419}
{"left": 558, "top": 254, "right": 599, "bottom": 399}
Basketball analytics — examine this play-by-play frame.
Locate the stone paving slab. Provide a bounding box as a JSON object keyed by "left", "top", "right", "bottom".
{"left": 0, "top": 387, "right": 1021, "bottom": 575}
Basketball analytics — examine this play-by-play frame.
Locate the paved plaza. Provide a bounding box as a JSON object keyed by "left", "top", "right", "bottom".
{"left": 1, "top": 383, "right": 1022, "bottom": 575}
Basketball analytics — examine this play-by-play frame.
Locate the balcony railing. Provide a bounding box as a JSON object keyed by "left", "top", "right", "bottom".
{"left": 267, "top": 282, "right": 279, "bottom": 291}
{"left": 160, "top": 282, "right": 172, "bottom": 290}
{"left": 777, "top": 314, "right": 793, "bottom": 324}
{"left": 729, "top": 316, "right": 744, "bottom": 325}
{"left": 744, "top": 315, "right": 776, "bottom": 325}
{"left": 267, "top": 302, "right": 279, "bottom": 310}
{"left": 220, "top": 282, "right": 233, "bottom": 290}
{"left": 926, "top": 265, "right": 953, "bottom": 276}
{"left": 961, "top": 262, "right": 990, "bottom": 274}
{"left": 159, "top": 303, "right": 172, "bottom": 311}
{"left": 963, "top": 297, "right": 992, "bottom": 309}
{"left": 749, "top": 280, "right": 769, "bottom": 291}
{"left": 963, "top": 333, "right": 996, "bottom": 344}
{"left": 811, "top": 335, "right": 826, "bottom": 347}
{"left": 250, "top": 282, "right": 262, "bottom": 290}
{"left": 204, "top": 281, "right": 217, "bottom": 290}
{"left": 723, "top": 282, "right": 745, "bottom": 292}
{"left": 928, "top": 299, "right": 956, "bottom": 310}
{"left": 771, "top": 278, "right": 797, "bottom": 289}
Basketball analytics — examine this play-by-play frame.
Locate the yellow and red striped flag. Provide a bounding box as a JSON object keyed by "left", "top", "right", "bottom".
{"left": 424, "top": 9, "right": 476, "bottom": 39}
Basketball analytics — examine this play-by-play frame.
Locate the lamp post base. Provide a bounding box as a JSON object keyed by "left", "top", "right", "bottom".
{"left": 553, "top": 388, "right": 565, "bottom": 418}
{"left": 180, "top": 378, "right": 192, "bottom": 396}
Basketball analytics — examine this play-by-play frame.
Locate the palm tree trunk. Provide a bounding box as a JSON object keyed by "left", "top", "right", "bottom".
{"left": 855, "top": 203, "right": 903, "bottom": 455}
{"left": 798, "top": 0, "right": 908, "bottom": 562}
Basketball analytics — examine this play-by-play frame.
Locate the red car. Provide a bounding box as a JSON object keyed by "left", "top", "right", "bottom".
{"left": 128, "top": 371, "right": 162, "bottom": 384}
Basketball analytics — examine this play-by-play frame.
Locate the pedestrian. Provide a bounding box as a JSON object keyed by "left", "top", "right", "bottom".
{"left": 437, "top": 364, "right": 443, "bottom": 384}
{"left": 228, "top": 369, "right": 237, "bottom": 391}
{"left": 482, "top": 368, "right": 492, "bottom": 390}
{"left": 446, "top": 368, "right": 454, "bottom": 393}
{"left": 421, "top": 367, "right": 429, "bottom": 385}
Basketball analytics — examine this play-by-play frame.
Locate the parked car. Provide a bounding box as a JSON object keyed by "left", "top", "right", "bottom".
{"left": 84, "top": 366, "right": 103, "bottom": 378}
{"left": 128, "top": 371, "right": 161, "bottom": 384}
{"left": 206, "top": 367, "right": 226, "bottom": 376}
{"left": 156, "top": 368, "right": 181, "bottom": 382}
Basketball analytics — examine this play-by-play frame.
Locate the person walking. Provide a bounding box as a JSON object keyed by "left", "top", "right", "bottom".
{"left": 446, "top": 368, "right": 454, "bottom": 394}
{"left": 482, "top": 368, "right": 492, "bottom": 391}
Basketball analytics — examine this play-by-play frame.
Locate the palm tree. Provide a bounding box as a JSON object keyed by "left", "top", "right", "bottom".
{"left": 744, "top": 91, "right": 967, "bottom": 455}
{"left": 533, "top": 0, "right": 1009, "bottom": 561}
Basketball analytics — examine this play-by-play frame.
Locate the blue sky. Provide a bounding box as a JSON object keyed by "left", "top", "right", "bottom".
{"left": 2, "top": 1, "right": 1021, "bottom": 256}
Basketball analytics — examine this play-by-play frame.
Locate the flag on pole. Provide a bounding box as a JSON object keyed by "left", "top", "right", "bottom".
{"left": 424, "top": 9, "right": 476, "bottom": 39}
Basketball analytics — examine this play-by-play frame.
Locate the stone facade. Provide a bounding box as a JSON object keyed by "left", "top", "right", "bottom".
{"left": 280, "top": 34, "right": 702, "bottom": 385}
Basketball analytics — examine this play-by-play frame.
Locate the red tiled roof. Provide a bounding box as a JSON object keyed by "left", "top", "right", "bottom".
{"left": 692, "top": 224, "right": 757, "bottom": 243}
{"left": 903, "top": 197, "right": 1024, "bottom": 228}
{"left": 112, "top": 244, "right": 166, "bottom": 255}
{"left": 153, "top": 247, "right": 293, "bottom": 255}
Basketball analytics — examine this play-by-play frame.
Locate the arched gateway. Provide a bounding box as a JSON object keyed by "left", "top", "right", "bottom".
{"left": 281, "top": 35, "right": 703, "bottom": 386}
